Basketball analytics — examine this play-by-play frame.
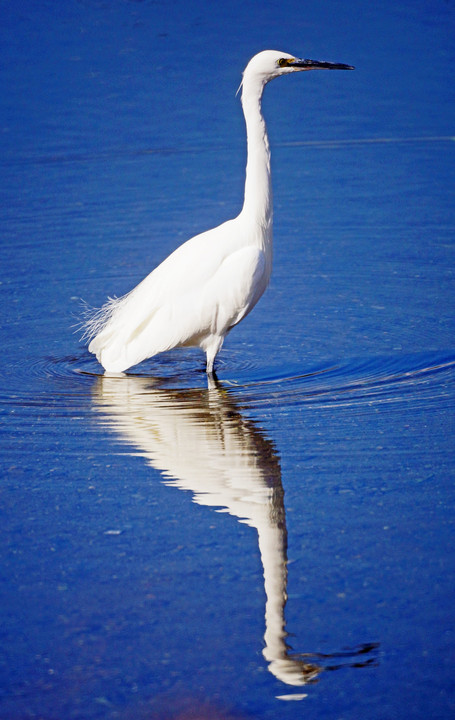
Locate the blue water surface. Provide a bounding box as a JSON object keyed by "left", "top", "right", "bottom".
{"left": 1, "top": 1, "right": 454, "bottom": 718}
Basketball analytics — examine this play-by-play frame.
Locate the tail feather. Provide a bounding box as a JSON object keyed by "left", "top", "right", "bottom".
{"left": 81, "top": 293, "right": 137, "bottom": 371}
{"left": 82, "top": 289, "right": 170, "bottom": 372}
{"left": 80, "top": 295, "right": 127, "bottom": 344}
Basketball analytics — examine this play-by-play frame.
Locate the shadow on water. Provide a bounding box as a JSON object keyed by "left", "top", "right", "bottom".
{"left": 92, "top": 372, "right": 379, "bottom": 699}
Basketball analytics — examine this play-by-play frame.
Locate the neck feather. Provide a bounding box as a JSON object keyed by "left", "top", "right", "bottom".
{"left": 240, "top": 76, "right": 273, "bottom": 232}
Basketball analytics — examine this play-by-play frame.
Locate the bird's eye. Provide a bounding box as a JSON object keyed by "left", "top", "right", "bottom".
{"left": 278, "top": 58, "right": 291, "bottom": 68}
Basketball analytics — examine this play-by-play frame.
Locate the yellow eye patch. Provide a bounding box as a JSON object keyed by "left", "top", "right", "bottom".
{"left": 277, "top": 57, "right": 294, "bottom": 68}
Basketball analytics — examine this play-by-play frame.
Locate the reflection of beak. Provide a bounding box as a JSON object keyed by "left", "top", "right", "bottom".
{"left": 291, "top": 58, "right": 355, "bottom": 71}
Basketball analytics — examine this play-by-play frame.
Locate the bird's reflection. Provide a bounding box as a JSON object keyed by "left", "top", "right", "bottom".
{"left": 92, "top": 374, "right": 378, "bottom": 690}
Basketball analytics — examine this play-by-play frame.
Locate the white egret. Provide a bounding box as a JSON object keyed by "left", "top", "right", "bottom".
{"left": 84, "top": 50, "right": 354, "bottom": 374}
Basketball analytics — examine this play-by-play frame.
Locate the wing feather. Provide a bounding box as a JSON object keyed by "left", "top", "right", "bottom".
{"left": 85, "top": 217, "right": 270, "bottom": 372}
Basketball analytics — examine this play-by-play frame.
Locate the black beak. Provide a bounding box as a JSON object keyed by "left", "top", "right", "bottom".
{"left": 291, "top": 58, "right": 355, "bottom": 71}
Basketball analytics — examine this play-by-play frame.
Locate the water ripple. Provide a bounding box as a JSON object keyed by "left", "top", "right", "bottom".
{"left": 1, "top": 349, "right": 453, "bottom": 417}
{"left": 223, "top": 352, "right": 455, "bottom": 412}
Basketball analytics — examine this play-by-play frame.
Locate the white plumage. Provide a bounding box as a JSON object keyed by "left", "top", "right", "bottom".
{"left": 84, "top": 50, "right": 353, "bottom": 374}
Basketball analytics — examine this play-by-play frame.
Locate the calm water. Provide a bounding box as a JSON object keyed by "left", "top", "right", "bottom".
{"left": 1, "top": 1, "right": 454, "bottom": 718}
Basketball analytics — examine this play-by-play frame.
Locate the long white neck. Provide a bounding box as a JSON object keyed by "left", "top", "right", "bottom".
{"left": 240, "top": 74, "right": 273, "bottom": 238}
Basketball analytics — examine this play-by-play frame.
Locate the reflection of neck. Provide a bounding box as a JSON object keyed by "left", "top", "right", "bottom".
{"left": 259, "top": 499, "right": 288, "bottom": 662}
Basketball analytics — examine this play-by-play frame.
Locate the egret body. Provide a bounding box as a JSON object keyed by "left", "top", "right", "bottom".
{"left": 84, "top": 51, "right": 353, "bottom": 374}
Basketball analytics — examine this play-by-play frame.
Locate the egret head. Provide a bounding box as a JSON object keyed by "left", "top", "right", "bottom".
{"left": 242, "top": 50, "right": 354, "bottom": 87}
